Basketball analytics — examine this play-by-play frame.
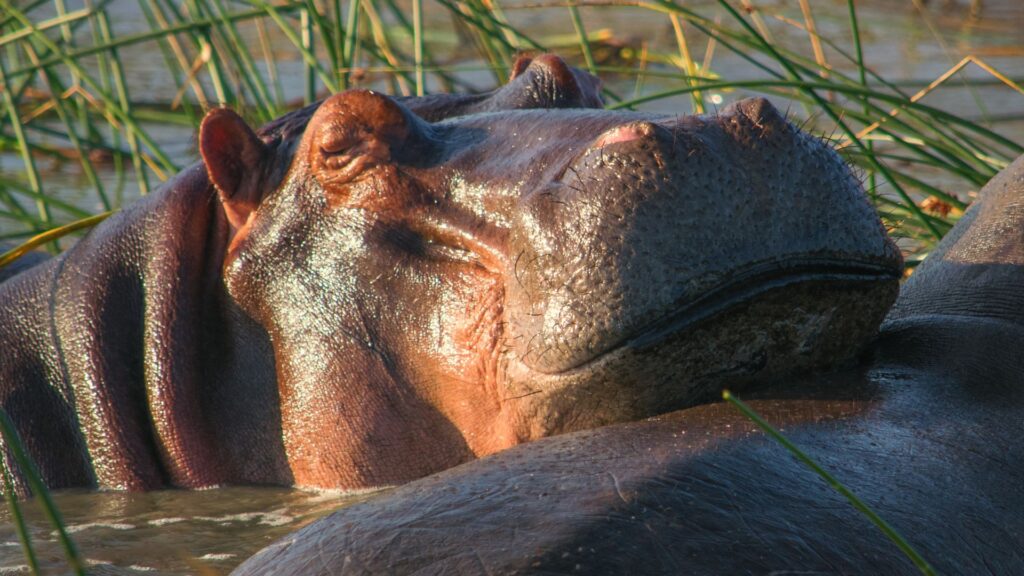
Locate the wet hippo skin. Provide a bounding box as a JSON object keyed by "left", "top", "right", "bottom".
{"left": 233, "top": 155, "right": 1024, "bottom": 574}
{"left": 0, "top": 54, "right": 900, "bottom": 494}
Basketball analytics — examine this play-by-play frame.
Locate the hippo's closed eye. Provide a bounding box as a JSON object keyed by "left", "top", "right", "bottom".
{"left": 383, "top": 223, "right": 481, "bottom": 268}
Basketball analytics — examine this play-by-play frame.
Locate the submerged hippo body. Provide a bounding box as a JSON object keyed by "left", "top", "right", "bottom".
{"left": 0, "top": 55, "right": 900, "bottom": 493}
{"left": 234, "top": 156, "right": 1024, "bottom": 574}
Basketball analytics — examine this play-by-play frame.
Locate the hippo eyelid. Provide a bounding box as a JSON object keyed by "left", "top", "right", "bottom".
{"left": 404, "top": 216, "right": 507, "bottom": 272}
{"left": 319, "top": 130, "right": 356, "bottom": 156}
{"left": 320, "top": 143, "right": 346, "bottom": 155}
{"left": 391, "top": 223, "right": 480, "bottom": 268}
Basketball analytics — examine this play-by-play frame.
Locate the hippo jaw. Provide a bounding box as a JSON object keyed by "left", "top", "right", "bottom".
{"left": 218, "top": 91, "right": 900, "bottom": 488}
{"left": 541, "top": 100, "right": 903, "bottom": 427}
{"left": 505, "top": 99, "right": 899, "bottom": 369}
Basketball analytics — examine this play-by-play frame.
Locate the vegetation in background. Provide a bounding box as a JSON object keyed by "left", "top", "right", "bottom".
{"left": 0, "top": 0, "right": 1021, "bottom": 262}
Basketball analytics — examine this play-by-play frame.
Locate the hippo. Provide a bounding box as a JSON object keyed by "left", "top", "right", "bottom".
{"left": 232, "top": 155, "right": 1024, "bottom": 574}
{"left": 0, "top": 54, "right": 900, "bottom": 495}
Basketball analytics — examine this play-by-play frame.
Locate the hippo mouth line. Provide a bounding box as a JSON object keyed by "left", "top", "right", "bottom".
{"left": 556, "top": 259, "right": 902, "bottom": 374}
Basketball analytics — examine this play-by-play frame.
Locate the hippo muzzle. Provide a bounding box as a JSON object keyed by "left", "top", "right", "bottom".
{"left": 506, "top": 98, "right": 902, "bottom": 375}
{"left": 215, "top": 90, "right": 901, "bottom": 483}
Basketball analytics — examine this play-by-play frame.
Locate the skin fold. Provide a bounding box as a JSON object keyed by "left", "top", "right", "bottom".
{"left": 234, "top": 155, "right": 1024, "bottom": 575}
{"left": 0, "top": 55, "right": 899, "bottom": 495}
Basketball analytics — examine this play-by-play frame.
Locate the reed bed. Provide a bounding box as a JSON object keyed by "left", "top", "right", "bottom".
{"left": 0, "top": 0, "right": 1021, "bottom": 259}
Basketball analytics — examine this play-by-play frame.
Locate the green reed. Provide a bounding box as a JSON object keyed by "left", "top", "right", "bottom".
{"left": 0, "top": 0, "right": 1019, "bottom": 266}
{"left": 0, "top": 409, "right": 86, "bottom": 576}
{"left": 723, "top": 390, "right": 936, "bottom": 575}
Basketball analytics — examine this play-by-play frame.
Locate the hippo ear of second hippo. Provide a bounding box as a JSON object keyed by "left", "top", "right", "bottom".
{"left": 199, "top": 108, "right": 267, "bottom": 233}
{"left": 504, "top": 53, "right": 604, "bottom": 109}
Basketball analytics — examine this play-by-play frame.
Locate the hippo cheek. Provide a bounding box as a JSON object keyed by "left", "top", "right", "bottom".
{"left": 502, "top": 102, "right": 901, "bottom": 435}
{"left": 224, "top": 192, "right": 511, "bottom": 486}
{"left": 270, "top": 337, "right": 476, "bottom": 488}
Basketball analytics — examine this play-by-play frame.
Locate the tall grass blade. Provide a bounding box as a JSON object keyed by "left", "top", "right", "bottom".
{"left": 102, "top": 8, "right": 151, "bottom": 197}
{"left": 0, "top": 409, "right": 85, "bottom": 575}
{"left": 0, "top": 56, "right": 49, "bottom": 236}
{"left": 413, "top": 0, "right": 424, "bottom": 95}
{"left": 722, "top": 390, "right": 936, "bottom": 575}
{"left": 1, "top": 463, "right": 40, "bottom": 575}
{"left": 669, "top": 14, "right": 703, "bottom": 113}
{"left": 342, "top": 0, "right": 360, "bottom": 89}
{"left": 301, "top": 6, "right": 315, "bottom": 103}
{"left": 0, "top": 212, "right": 113, "bottom": 269}
{"left": 849, "top": 0, "right": 875, "bottom": 202}
{"left": 2, "top": 1, "right": 177, "bottom": 173}
{"left": 712, "top": 0, "right": 941, "bottom": 240}
{"left": 568, "top": 5, "right": 596, "bottom": 76}
{"left": 21, "top": 45, "right": 111, "bottom": 211}
{"left": 249, "top": 0, "right": 337, "bottom": 93}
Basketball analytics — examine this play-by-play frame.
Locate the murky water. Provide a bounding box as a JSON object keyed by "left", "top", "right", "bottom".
{"left": 1, "top": 0, "right": 1023, "bottom": 574}
{"left": 0, "top": 486, "right": 385, "bottom": 574}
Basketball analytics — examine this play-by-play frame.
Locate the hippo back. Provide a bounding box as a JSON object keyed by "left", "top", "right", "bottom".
{"left": 887, "top": 153, "right": 1024, "bottom": 327}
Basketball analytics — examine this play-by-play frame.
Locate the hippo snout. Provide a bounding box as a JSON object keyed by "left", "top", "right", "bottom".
{"left": 505, "top": 98, "right": 902, "bottom": 383}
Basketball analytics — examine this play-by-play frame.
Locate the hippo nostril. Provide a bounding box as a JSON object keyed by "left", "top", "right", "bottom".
{"left": 593, "top": 122, "right": 659, "bottom": 149}
{"left": 553, "top": 121, "right": 665, "bottom": 184}
{"left": 722, "top": 97, "right": 789, "bottom": 133}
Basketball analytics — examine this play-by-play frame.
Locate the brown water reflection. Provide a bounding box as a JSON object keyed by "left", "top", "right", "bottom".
{"left": 0, "top": 487, "right": 385, "bottom": 574}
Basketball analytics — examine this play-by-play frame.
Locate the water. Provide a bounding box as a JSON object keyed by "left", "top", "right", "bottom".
{"left": 0, "top": 487, "right": 384, "bottom": 574}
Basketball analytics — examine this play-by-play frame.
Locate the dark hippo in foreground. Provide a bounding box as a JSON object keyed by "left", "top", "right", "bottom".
{"left": 0, "top": 55, "right": 900, "bottom": 493}
{"left": 233, "top": 156, "right": 1024, "bottom": 574}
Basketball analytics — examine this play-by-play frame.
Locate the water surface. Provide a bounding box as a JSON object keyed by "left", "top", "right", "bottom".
{"left": 0, "top": 487, "right": 384, "bottom": 574}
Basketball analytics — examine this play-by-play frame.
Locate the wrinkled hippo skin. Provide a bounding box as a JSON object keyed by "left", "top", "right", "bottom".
{"left": 0, "top": 54, "right": 900, "bottom": 493}
{"left": 233, "top": 155, "right": 1024, "bottom": 574}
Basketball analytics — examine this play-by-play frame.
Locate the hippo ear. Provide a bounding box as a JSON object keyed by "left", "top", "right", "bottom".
{"left": 200, "top": 108, "right": 267, "bottom": 232}
{"left": 508, "top": 54, "right": 533, "bottom": 81}
{"left": 500, "top": 54, "right": 603, "bottom": 109}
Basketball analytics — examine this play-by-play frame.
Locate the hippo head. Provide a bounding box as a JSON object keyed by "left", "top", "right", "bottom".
{"left": 199, "top": 88, "right": 901, "bottom": 488}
